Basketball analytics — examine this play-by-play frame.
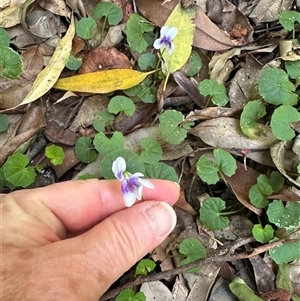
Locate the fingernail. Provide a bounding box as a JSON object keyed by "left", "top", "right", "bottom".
{"left": 144, "top": 202, "right": 177, "bottom": 238}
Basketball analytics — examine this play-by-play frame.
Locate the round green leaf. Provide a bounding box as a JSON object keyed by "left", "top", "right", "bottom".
{"left": 144, "top": 162, "right": 178, "bottom": 182}
{"left": 93, "top": 110, "right": 114, "bottom": 133}
{"left": 45, "top": 145, "right": 65, "bottom": 165}
{"left": 269, "top": 242, "right": 300, "bottom": 264}
{"left": 0, "top": 45, "right": 23, "bottom": 79}
{"left": 199, "top": 79, "right": 229, "bottom": 107}
{"left": 76, "top": 17, "right": 97, "bottom": 39}
{"left": 140, "top": 137, "right": 163, "bottom": 164}
{"left": 196, "top": 155, "right": 219, "bottom": 185}
{"left": 108, "top": 96, "right": 135, "bottom": 116}
{"left": 285, "top": 60, "right": 300, "bottom": 79}
{"left": 93, "top": 131, "right": 125, "bottom": 155}
{"left": 279, "top": 11, "right": 300, "bottom": 31}
{"left": 75, "top": 137, "right": 97, "bottom": 163}
{"left": 126, "top": 14, "right": 155, "bottom": 53}
{"left": 135, "top": 259, "right": 156, "bottom": 276}
{"left": 66, "top": 54, "right": 82, "bottom": 71}
{"left": 0, "top": 28, "right": 10, "bottom": 47}
{"left": 270, "top": 105, "right": 300, "bottom": 141}
{"left": 259, "top": 68, "right": 298, "bottom": 106}
{"left": 92, "top": 2, "right": 123, "bottom": 25}
{"left": 159, "top": 110, "right": 193, "bottom": 144}
{"left": 179, "top": 238, "right": 206, "bottom": 266}
{"left": 240, "top": 100, "right": 267, "bottom": 138}
{"left": 0, "top": 114, "right": 9, "bottom": 133}
{"left": 214, "top": 148, "right": 237, "bottom": 177}
{"left": 3, "top": 153, "right": 36, "bottom": 188}
{"left": 200, "top": 197, "right": 230, "bottom": 230}
{"left": 252, "top": 224, "right": 274, "bottom": 243}
{"left": 267, "top": 200, "right": 300, "bottom": 230}
{"left": 100, "top": 149, "right": 144, "bottom": 179}
{"left": 187, "top": 51, "right": 202, "bottom": 77}
{"left": 138, "top": 53, "right": 158, "bottom": 71}
{"left": 249, "top": 184, "right": 270, "bottom": 208}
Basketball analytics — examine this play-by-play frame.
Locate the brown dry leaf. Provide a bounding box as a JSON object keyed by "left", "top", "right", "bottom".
{"left": 69, "top": 95, "right": 110, "bottom": 132}
{"left": 140, "top": 281, "right": 172, "bottom": 301}
{"left": 0, "top": 1, "right": 26, "bottom": 28}
{"left": 185, "top": 107, "right": 240, "bottom": 122}
{"left": 110, "top": 0, "right": 132, "bottom": 23}
{"left": 78, "top": 46, "right": 132, "bottom": 74}
{"left": 21, "top": 45, "right": 44, "bottom": 71}
{"left": 249, "top": 0, "right": 293, "bottom": 24}
{"left": 229, "top": 54, "right": 262, "bottom": 109}
{"left": 39, "top": 0, "right": 71, "bottom": 17}
{"left": 101, "top": 24, "right": 126, "bottom": 47}
{"left": 0, "top": 106, "right": 46, "bottom": 166}
{"left": 175, "top": 190, "right": 197, "bottom": 216}
{"left": 71, "top": 37, "right": 85, "bottom": 55}
{"left": 269, "top": 187, "right": 300, "bottom": 202}
{"left": 270, "top": 142, "right": 300, "bottom": 189}
{"left": 224, "top": 161, "right": 262, "bottom": 215}
{"left": 206, "top": 0, "right": 253, "bottom": 45}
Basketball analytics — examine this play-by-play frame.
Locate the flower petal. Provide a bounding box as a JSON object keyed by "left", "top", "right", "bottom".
{"left": 121, "top": 180, "right": 138, "bottom": 206}
{"left": 160, "top": 25, "right": 169, "bottom": 37}
{"left": 168, "top": 42, "right": 175, "bottom": 54}
{"left": 167, "top": 27, "right": 178, "bottom": 40}
{"left": 153, "top": 38, "right": 163, "bottom": 49}
{"left": 112, "top": 157, "right": 126, "bottom": 181}
{"left": 138, "top": 178, "right": 154, "bottom": 189}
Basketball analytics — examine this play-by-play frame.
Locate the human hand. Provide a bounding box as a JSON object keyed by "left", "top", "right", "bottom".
{"left": 1, "top": 179, "right": 179, "bottom": 300}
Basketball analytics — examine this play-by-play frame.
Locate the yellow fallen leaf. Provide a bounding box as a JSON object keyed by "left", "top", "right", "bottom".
{"left": 53, "top": 69, "right": 155, "bottom": 93}
{"left": 16, "top": 15, "right": 75, "bottom": 107}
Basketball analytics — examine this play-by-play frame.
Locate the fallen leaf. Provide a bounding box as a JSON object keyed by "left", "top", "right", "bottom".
{"left": 78, "top": 46, "right": 132, "bottom": 74}
{"left": 0, "top": 1, "right": 26, "bottom": 28}
{"left": 2, "top": 15, "right": 75, "bottom": 111}
{"left": 39, "top": 0, "right": 71, "bottom": 17}
{"left": 53, "top": 69, "right": 155, "bottom": 93}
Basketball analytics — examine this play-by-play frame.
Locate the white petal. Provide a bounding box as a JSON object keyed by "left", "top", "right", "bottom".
{"left": 153, "top": 38, "right": 163, "bottom": 49}
{"left": 123, "top": 190, "right": 137, "bottom": 207}
{"left": 132, "top": 172, "right": 145, "bottom": 178}
{"left": 112, "top": 157, "right": 126, "bottom": 181}
{"left": 167, "top": 27, "right": 178, "bottom": 40}
{"left": 138, "top": 178, "right": 154, "bottom": 189}
{"left": 136, "top": 185, "right": 143, "bottom": 200}
{"left": 160, "top": 25, "right": 169, "bottom": 37}
{"left": 168, "top": 42, "right": 175, "bottom": 54}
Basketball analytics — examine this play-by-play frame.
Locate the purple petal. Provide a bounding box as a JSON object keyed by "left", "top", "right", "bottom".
{"left": 112, "top": 157, "right": 126, "bottom": 181}
{"left": 168, "top": 42, "right": 175, "bottom": 54}
{"left": 121, "top": 179, "right": 139, "bottom": 206}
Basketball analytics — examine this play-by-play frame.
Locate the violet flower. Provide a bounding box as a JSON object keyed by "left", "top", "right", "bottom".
{"left": 153, "top": 25, "right": 178, "bottom": 55}
{"left": 112, "top": 157, "right": 154, "bottom": 207}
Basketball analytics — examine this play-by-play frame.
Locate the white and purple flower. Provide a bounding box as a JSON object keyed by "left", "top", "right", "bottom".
{"left": 112, "top": 157, "right": 154, "bottom": 207}
{"left": 153, "top": 25, "right": 178, "bottom": 55}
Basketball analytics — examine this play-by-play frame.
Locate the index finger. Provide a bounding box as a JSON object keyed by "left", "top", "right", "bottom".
{"left": 10, "top": 179, "right": 180, "bottom": 233}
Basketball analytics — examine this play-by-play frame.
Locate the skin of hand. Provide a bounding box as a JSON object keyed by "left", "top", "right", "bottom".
{"left": 1, "top": 179, "right": 179, "bottom": 301}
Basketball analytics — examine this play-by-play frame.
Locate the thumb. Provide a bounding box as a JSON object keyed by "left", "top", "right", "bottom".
{"left": 54, "top": 201, "right": 177, "bottom": 300}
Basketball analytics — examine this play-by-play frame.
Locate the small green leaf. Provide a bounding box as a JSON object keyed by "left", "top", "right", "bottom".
{"left": 126, "top": 14, "right": 155, "bottom": 53}
{"left": 66, "top": 54, "right": 82, "bottom": 71}
{"left": 93, "top": 110, "right": 114, "bottom": 133}
{"left": 116, "top": 289, "right": 146, "bottom": 301}
{"left": 279, "top": 10, "right": 300, "bottom": 31}
{"left": 159, "top": 110, "right": 193, "bottom": 144}
{"left": 214, "top": 148, "right": 237, "bottom": 177}
{"left": 0, "top": 28, "right": 10, "bottom": 47}
{"left": 270, "top": 105, "right": 300, "bottom": 141}
{"left": 75, "top": 137, "right": 97, "bottom": 163}
{"left": 100, "top": 149, "right": 144, "bottom": 179}
{"left": 259, "top": 68, "right": 298, "bottom": 106}
{"left": 138, "top": 53, "right": 158, "bottom": 71}
{"left": 75, "top": 17, "right": 97, "bottom": 39}
{"left": 135, "top": 259, "right": 156, "bottom": 276}
{"left": 93, "top": 131, "right": 125, "bottom": 155}
{"left": 240, "top": 100, "right": 267, "bottom": 138}
{"left": 285, "top": 60, "right": 300, "bottom": 79}
{"left": 77, "top": 173, "right": 97, "bottom": 180}
{"left": 199, "top": 79, "right": 229, "bottom": 107}
{"left": 0, "top": 45, "right": 23, "bottom": 79}
{"left": 252, "top": 224, "right": 274, "bottom": 243}
{"left": 144, "top": 162, "right": 178, "bottom": 182}
{"left": 45, "top": 145, "right": 65, "bottom": 166}
{"left": 269, "top": 242, "right": 300, "bottom": 264}
{"left": 276, "top": 264, "right": 293, "bottom": 292}
{"left": 108, "top": 96, "right": 135, "bottom": 116}
{"left": 124, "top": 78, "right": 157, "bottom": 103}
{"left": 3, "top": 153, "right": 36, "bottom": 188}
{"left": 268, "top": 171, "right": 284, "bottom": 193}
{"left": 229, "top": 277, "right": 264, "bottom": 301}
{"left": 267, "top": 200, "right": 300, "bottom": 230}
{"left": 140, "top": 137, "right": 163, "bottom": 164}
{"left": 92, "top": 2, "right": 123, "bottom": 25}
{"left": 196, "top": 155, "right": 219, "bottom": 185}
{"left": 179, "top": 238, "right": 206, "bottom": 266}
{"left": 187, "top": 51, "right": 202, "bottom": 77}
{"left": 200, "top": 197, "right": 230, "bottom": 230}
{"left": 0, "top": 114, "right": 9, "bottom": 133}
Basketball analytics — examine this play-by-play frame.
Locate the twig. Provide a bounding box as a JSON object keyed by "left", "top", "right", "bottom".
{"left": 99, "top": 229, "right": 300, "bottom": 300}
